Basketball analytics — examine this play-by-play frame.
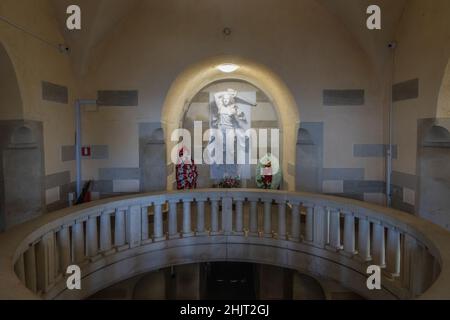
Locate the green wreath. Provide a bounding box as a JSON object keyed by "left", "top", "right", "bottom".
{"left": 256, "top": 153, "right": 282, "bottom": 189}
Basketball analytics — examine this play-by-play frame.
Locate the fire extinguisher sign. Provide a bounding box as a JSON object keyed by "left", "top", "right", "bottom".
{"left": 81, "top": 146, "right": 91, "bottom": 157}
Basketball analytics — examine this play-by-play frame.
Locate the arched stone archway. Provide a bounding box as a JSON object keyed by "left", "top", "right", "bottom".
{"left": 161, "top": 55, "right": 300, "bottom": 190}
{"left": 0, "top": 42, "right": 44, "bottom": 232}
{"left": 0, "top": 42, "right": 25, "bottom": 232}
{"left": 437, "top": 59, "right": 450, "bottom": 119}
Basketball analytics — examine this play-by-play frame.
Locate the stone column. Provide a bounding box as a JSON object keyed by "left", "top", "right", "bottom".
{"left": 100, "top": 211, "right": 113, "bottom": 252}
{"left": 153, "top": 202, "right": 164, "bottom": 241}
{"left": 114, "top": 209, "right": 126, "bottom": 248}
{"left": 304, "top": 203, "right": 314, "bottom": 242}
{"left": 386, "top": 228, "right": 401, "bottom": 277}
{"left": 141, "top": 206, "right": 150, "bottom": 243}
{"left": 358, "top": 217, "right": 372, "bottom": 262}
{"left": 210, "top": 199, "right": 219, "bottom": 234}
{"left": 73, "top": 220, "right": 85, "bottom": 263}
{"left": 235, "top": 199, "right": 244, "bottom": 235}
{"left": 44, "top": 232, "right": 56, "bottom": 287}
{"left": 14, "top": 254, "right": 26, "bottom": 284}
{"left": 249, "top": 200, "right": 258, "bottom": 235}
{"left": 263, "top": 200, "right": 272, "bottom": 237}
{"left": 183, "top": 200, "right": 194, "bottom": 237}
{"left": 313, "top": 206, "right": 327, "bottom": 247}
{"left": 290, "top": 202, "right": 301, "bottom": 241}
{"left": 221, "top": 197, "right": 233, "bottom": 235}
{"left": 277, "top": 201, "right": 286, "bottom": 239}
{"left": 372, "top": 222, "right": 386, "bottom": 268}
{"left": 168, "top": 200, "right": 179, "bottom": 239}
{"left": 87, "top": 215, "right": 99, "bottom": 257}
{"left": 343, "top": 212, "right": 357, "bottom": 256}
{"left": 24, "top": 245, "right": 37, "bottom": 293}
{"left": 126, "top": 205, "right": 142, "bottom": 248}
{"left": 196, "top": 198, "right": 206, "bottom": 235}
{"left": 328, "top": 209, "right": 342, "bottom": 250}
{"left": 58, "top": 226, "right": 71, "bottom": 271}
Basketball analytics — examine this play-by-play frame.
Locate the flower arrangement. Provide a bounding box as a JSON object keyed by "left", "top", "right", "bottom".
{"left": 215, "top": 176, "right": 242, "bottom": 188}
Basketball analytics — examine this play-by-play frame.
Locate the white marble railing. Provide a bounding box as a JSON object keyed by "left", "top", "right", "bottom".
{"left": 1, "top": 189, "right": 449, "bottom": 300}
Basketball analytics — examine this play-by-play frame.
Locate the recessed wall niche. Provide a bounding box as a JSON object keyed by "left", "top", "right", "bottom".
{"left": 0, "top": 121, "right": 45, "bottom": 231}
{"left": 182, "top": 80, "right": 280, "bottom": 188}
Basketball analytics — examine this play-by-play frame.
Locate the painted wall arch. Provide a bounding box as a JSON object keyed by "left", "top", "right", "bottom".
{"left": 161, "top": 55, "right": 300, "bottom": 191}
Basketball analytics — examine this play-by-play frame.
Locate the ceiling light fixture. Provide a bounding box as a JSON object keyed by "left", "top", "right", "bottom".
{"left": 216, "top": 63, "right": 240, "bottom": 73}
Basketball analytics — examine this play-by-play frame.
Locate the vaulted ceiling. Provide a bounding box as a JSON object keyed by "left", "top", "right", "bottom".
{"left": 50, "top": 0, "right": 141, "bottom": 76}
{"left": 50, "top": 0, "right": 408, "bottom": 77}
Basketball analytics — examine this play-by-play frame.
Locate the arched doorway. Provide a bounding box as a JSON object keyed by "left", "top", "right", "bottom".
{"left": 161, "top": 55, "right": 300, "bottom": 190}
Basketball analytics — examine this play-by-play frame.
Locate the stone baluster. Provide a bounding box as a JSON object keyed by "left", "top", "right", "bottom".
{"left": 73, "top": 220, "right": 85, "bottom": 263}
{"left": 87, "top": 214, "right": 99, "bottom": 258}
{"left": 222, "top": 197, "right": 233, "bottom": 235}
{"left": 168, "top": 200, "right": 179, "bottom": 239}
{"left": 44, "top": 232, "right": 56, "bottom": 288}
{"left": 36, "top": 233, "right": 55, "bottom": 292}
{"left": 289, "top": 201, "right": 301, "bottom": 241}
{"left": 249, "top": 199, "right": 259, "bottom": 235}
{"left": 386, "top": 228, "right": 401, "bottom": 277}
{"left": 235, "top": 198, "right": 244, "bottom": 235}
{"left": 153, "top": 201, "right": 165, "bottom": 241}
{"left": 210, "top": 198, "right": 220, "bottom": 234}
{"left": 196, "top": 198, "right": 207, "bottom": 235}
{"left": 343, "top": 211, "right": 357, "bottom": 256}
{"left": 401, "top": 234, "right": 415, "bottom": 291}
{"left": 141, "top": 205, "right": 150, "bottom": 243}
{"left": 99, "top": 211, "right": 113, "bottom": 253}
{"left": 14, "top": 254, "right": 26, "bottom": 284}
{"left": 358, "top": 217, "right": 372, "bottom": 262}
{"left": 58, "top": 226, "right": 71, "bottom": 271}
{"left": 328, "top": 208, "right": 342, "bottom": 251}
{"left": 263, "top": 199, "right": 272, "bottom": 237}
{"left": 313, "top": 206, "right": 327, "bottom": 247}
{"left": 127, "top": 205, "right": 142, "bottom": 248}
{"left": 183, "top": 199, "right": 194, "bottom": 237}
{"left": 114, "top": 209, "right": 126, "bottom": 249}
{"left": 304, "top": 203, "right": 314, "bottom": 242}
{"left": 24, "top": 245, "right": 37, "bottom": 293}
{"left": 372, "top": 222, "right": 386, "bottom": 268}
{"left": 277, "top": 200, "right": 287, "bottom": 239}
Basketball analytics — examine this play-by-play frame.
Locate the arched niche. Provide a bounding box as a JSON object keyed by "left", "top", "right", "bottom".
{"left": 182, "top": 80, "right": 280, "bottom": 188}
{"left": 423, "top": 125, "right": 450, "bottom": 147}
{"left": 161, "top": 55, "right": 300, "bottom": 191}
{"left": 140, "top": 127, "right": 167, "bottom": 192}
{"left": 10, "top": 126, "right": 36, "bottom": 147}
{"left": 0, "top": 42, "right": 23, "bottom": 120}
{"left": 296, "top": 127, "right": 323, "bottom": 193}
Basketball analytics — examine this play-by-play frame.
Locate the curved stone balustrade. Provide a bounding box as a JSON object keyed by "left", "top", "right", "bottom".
{"left": 0, "top": 189, "right": 449, "bottom": 300}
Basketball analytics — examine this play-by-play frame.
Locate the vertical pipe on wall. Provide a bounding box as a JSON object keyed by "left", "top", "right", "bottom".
{"left": 75, "top": 100, "right": 81, "bottom": 197}
{"left": 387, "top": 44, "right": 397, "bottom": 207}
{"left": 75, "top": 99, "right": 97, "bottom": 199}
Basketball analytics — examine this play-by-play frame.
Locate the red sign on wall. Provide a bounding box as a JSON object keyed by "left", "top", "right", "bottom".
{"left": 81, "top": 146, "right": 91, "bottom": 157}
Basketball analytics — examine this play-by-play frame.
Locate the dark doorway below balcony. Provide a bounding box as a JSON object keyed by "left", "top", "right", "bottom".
{"left": 203, "top": 262, "right": 257, "bottom": 300}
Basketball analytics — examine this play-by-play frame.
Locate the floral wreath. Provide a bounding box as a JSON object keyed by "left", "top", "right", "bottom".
{"left": 176, "top": 146, "right": 198, "bottom": 190}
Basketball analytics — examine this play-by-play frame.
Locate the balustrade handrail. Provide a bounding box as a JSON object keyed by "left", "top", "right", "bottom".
{"left": 0, "top": 189, "right": 449, "bottom": 300}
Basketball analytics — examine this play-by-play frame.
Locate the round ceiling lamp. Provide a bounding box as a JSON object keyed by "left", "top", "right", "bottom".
{"left": 216, "top": 63, "right": 240, "bottom": 73}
